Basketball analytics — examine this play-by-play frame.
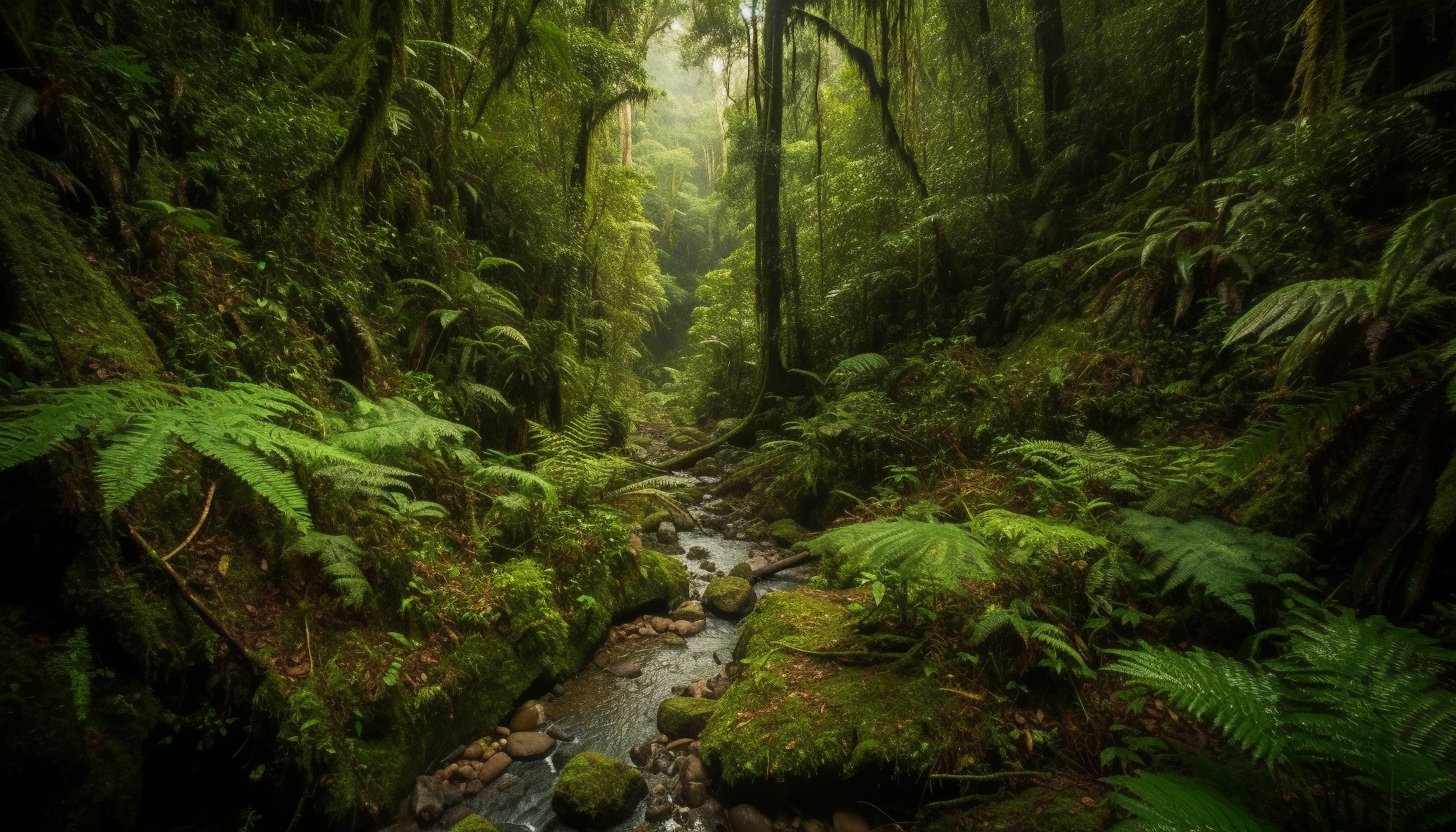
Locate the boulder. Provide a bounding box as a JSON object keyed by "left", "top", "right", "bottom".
{"left": 700, "top": 561, "right": 718, "bottom": 572}
{"left": 657, "top": 521, "right": 678, "bottom": 545}
{"left": 832, "top": 810, "right": 871, "bottom": 832}
{"left": 650, "top": 616, "right": 673, "bottom": 633}
{"left": 727, "top": 804, "right": 775, "bottom": 832}
{"left": 508, "top": 701, "right": 547, "bottom": 733}
{"left": 462, "top": 742, "right": 485, "bottom": 761}
{"left": 703, "top": 577, "right": 757, "bottom": 617}
{"left": 671, "top": 619, "right": 707, "bottom": 637}
{"left": 449, "top": 816, "right": 500, "bottom": 832}
{"left": 682, "top": 780, "right": 710, "bottom": 808}
{"left": 411, "top": 775, "right": 448, "bottom": 823}
{"left": 768, "top": 519, "right": 804, "bottom": 546}
{"left": 671, "top": 600, "right": 705, "bottom": 622}
{"left": 438, "top": 805, "right": 473, "bottom": 830}
{"left": 551, "top": 751, "right": 648, "bottom": 829}
{"left": 504, "top": 732, "right": 556, "bottom": 760}
{"left": 687, "top": 546, "right": 711, "bottom": 560}
{"left": 547, "top": 725, "right": 575, "bottom": 742}
{"left": 646, "top": 798, "right": 674, "bottom": 820}
{"left": 662, "top": 633, "right": 688, "bottom": 648}
{"left": 657, "top": 696, "right": 720, "bottom": 739}
{"left": 728, "top": 562, "right": 753, "bottom": 580}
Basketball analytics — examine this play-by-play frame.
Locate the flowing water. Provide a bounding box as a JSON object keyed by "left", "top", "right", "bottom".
{"left": 429, "top": 519, "right": 807, "bottom": 832}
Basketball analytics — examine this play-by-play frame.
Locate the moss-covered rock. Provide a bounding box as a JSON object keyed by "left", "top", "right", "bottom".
{"left": 729, "top": 562, "right": 754, "bottom": 580}
{"left": 768, "top": 519, "right": 805, "bottom": 546}
{"left": 448, "top": 815, "right": 501, "bottom": 832}
{"left": 699, "top": 590, "right": 950, "bottom": 796}
{"left": 638, "top": 510, "right": 671, "bottom": 534}
{"left": 657, "top": 696, "right": 720, "bottom": 739}
{"left": 551, "top": 751, "right": 648, "bottom": 829}
{"left": 703, "top": 576, "right": 756, "bottom": 617}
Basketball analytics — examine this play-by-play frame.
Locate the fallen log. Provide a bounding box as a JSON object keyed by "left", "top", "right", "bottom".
{"left": 752, "top": 550, "right": 815, "bottom": 578}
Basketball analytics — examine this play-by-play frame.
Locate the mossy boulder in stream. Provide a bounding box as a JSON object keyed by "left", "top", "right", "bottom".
{"left": 657, "top": 695, "right": 720, "bottom": 739}
{"left": 551, "top": 751, "right": 648, "bottom": 829}
{"left": 448, "top": 814, "right": 501, "bottom": 832}
{"left": 699, "top": 590, "right": 950, "bottom": 797}
{"left": 768, "top": 519, "right": 805, "bottom": 546}
{"left": 703, "top": 576, "right": 757, "bottom": 617}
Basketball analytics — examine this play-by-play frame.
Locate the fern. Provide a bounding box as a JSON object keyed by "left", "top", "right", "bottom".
{"left": 44, "top": 628, "right": 99, "bottom": 722}
{"left": 804, "top": 518, "right": 993, "bottom": 595}
{"left": 1004, "top": 432, "right": 1146, "bottom": 515}
{"left": 0, "top": 77, "right": 39, "bottom": 141}
{"left": 329, "top": 394, "right": 476, "bottom": 461}
{"left": 1107, "top": 607, "right": 1456, "bottom": 830}
{"left": 973, "top": 599, "right": 1092, "bottom": 677}
{"left": 0, "top": 381, "right": 412, "bottom": 533}
{"left": 969, "top": 509, "right": 1110, "bottom": 563}
{"left": 1376, "top": 194, "right": 1456, "bottom": 313}
{"left": 1119, "top": 510, "right": 1303, "bottom": 622}
{"left": 1222, "top": 279, "right": 1377, "bottom": 384}
{"left": 1104, "top": 771, "right": 1275, "bottom": 832}
{"left": 290, "top": 532, "right": 371, "bottom": 607}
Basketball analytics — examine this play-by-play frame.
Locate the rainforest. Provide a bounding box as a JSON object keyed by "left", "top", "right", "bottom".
{"left": 2, "top": 0, "right": 1455, "bottom": 830}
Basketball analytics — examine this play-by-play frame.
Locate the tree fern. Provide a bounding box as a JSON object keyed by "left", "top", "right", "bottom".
{"left": 1221, "top": 278, "right": 1377, "bottom": 384}
{"left": 804, "top": 518, "right": 994, "bottom": 594}
{"left": 1119, "top": 510, "right": 1303, "bottom": 622}
{"left": 1375, "top": 194, "right": 1456, "bottom": 313}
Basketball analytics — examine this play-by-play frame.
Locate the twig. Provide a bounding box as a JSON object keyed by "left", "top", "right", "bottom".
{"left": 930, "top": 770, "right": 1052, "bottom": 781}
{"left": 163, "top": 481, "right": 216, "bottom": 562}
{"left": 122, "top": 512, "right": 260, "bottom": 676}
{"left": 923, "top": 794, "right": 995, "bottom": 810}
{"left": 771, "top": 640, "right": 903, "bottom": 662}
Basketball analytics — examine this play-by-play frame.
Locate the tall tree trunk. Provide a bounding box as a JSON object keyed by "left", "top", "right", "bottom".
{"left": 327, "top": 0, "right": 409, "bottom": 194}
{"left": 1194, "top": 0, "right": 1228, "bottom": 187}
{"left": 1033, "top": 0, "right": 1070, "bottom": 158}
{"left": 978, "top": 0, "right": 1035, "bottom": 179}
{"left": 619, "top": 100, "right": 633, "bottom": 166}
{"left": 757, "top": 0, "right": 792, "bottom": 395}
{"left": 1291, "top": 0, "right": 1346, "bottom": 115}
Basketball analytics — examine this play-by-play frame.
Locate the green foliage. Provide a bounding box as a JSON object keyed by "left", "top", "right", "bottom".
{"left": 972, "top": 599, "right": 1093, "bottom": 677}
{"left": 1118, "top": 510, "right": 1304, "bottom": 622}
{"left": 806, "top": 518, "right": 994, "bottom": 593}
{"left": 0, "top": 381, "right": 409, "bottom": 530}
{"left": 44, "top": 628, "right": 104, "bottom": 722}
{"left": 970, "top": 509, "right": 1110, "bottom": 564}
{"left": 288, "top": 532, "right": 371, "bottom": 607}
{"left": 1107, "top": 607, "right": 1456, "bottom": 831}
{"left": 1004, "top": 432, "right": 1146, "bottom": 517}
{"left": 1104, "top": 771, "right": 1275, "bottom": 832}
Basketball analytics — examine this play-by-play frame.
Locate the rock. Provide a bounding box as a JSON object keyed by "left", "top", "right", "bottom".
{"left": 411, "top": 775, "right": 448, "bottom": 823}
{"left": 464, "top": 779, "right": 486, "bottom": 797}
{"left": 657, "top": 696, "right": 720, "bottom": 739}
{"left": 665, "top": 737, "right": 695, "bottom": 753}
{"left": 831, "top": 810, "right": 871, "bottom": 832}
{"left": 552, "top": 683, "right": 567, "bottom": 697}
{"left": 504, "top": 732, "right": 556, "bottom": 760}
{"left": 803, "top": 820, "right": 827, "bottom": 832}
{"left": 662, "top": 633, "right": 688, "bottom": 648}
{"left": 686, "top": 679, "right": 708, "bottom": 698}
{"left": 463, "top": 742, "right": 485, "bottom": 761}
{"left": 629, "top": 741, "right": 654, "bottom": 767}
{"left": 494, "top": 726, "right": 511, "bottom": 739}
{"left": 508, "top": 701, "right": 547, "bottom": 733}
{"left": 657, "top": 521, "right": 679, "bottom": 545}
{"left": 646, "top": 798, "right": 674, "bottom": 820}
{"left": 681, "top": 781, "right": 709, "bottom": 808}
{"left": 651, "top": 616, "right": 673, "bottom": 633}
{"left": 547, "top": 725, "right": 575, "bottom": 742}
{"left": 728, "top": 562, "right": 753, "bottom": 580}
{"left": 439, "top": 805, "right": 473, "bottom": 830}
{"left": 491, "top": 773, "right": 521, "bottom": 793}
{"left": 681, "top": 755, "right": 709, "bottom": 784}
{"left": 671, "top": 618, "right": 707, "bottom": 636}
{"left": 608, "top": 662, "right": 643, "bottom": 678}
{"left": 450, "top": 764, "right": 473, "bottom": 782}
{"left": 442, "top": 782, "right": 465, "bottom": 808}
{"left": 728, "top": 804, "right": 775, "bottom": 832}
{"left": 449, "top": 816, "right": 500, "bottom": 832}
{"left": 671, "top": 600, "right": 706, "bottom": 622}
{"left": 687, "top": 546, "right": 711, "bottom": 560}
{"left": 746, "top": 556, "right": 771, "bottom": 573}
{"left": 703, "top": 576, "right": 757, "bottom": 617}
{"left": 700, "top": 561, "right": 718, "bottom": 572}
{"left": 768, "top": 519, "right": 804, "bottom": 546}
{"left": 551, "top": 751, "right": 649, "bottom": 829}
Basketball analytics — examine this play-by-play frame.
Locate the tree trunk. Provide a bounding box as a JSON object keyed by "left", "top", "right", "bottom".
{"left": 757, "top": 0, "right": 792, "bottom": 396}
{"left": 1194, "top": 0, "right": 1228, "bottom": 186}
{"left": 978, "top": 0, "right": 1035, "bottom": 179}
{"left": 1033, "top": 0, "right": 1070, "bottom": 158}
{"left": 619, "top": 99, "right": 633, "bottom": 166}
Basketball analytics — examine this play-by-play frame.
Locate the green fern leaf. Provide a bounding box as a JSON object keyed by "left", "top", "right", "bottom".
{"left": 1104, "top": 772, "right": 1275, "bottom": 832}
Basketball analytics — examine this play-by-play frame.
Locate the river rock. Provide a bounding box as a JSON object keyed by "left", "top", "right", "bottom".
{"left": 700, "top": 561, "right": 718, "bottom": 572}
{"left": 504, "top": 732, "right": 556, "bottom": 760}
{"left": 508, "top": 701, "right": 546, "bottom": 733}
{"left": 463, "top": 742, "right": 485, "bottom": 761}
{"left": 703, "top": 576, "right": 757, "bottom": 617}
{"left": 682, "top": 780, "right": 709, "bottom": 808}
{"left": 609, "top": 661, "right": 643, "bottom": 678}
{"left": 464, "top": 779, "right": 486, "bottom": 797}
{"left": 657, "top": 521, "right": 678, "bottom": 545}
{"left": 832, "top": 810, "right": 871, "bottom": 832}
{"left": 630, "top": 740, "right": 654, "bottom": 767}
{"left": 547, "top": 725, "right": 575, "bottom": 742}
{"left": 657, "top": 696, "right": 719, "bottom": 739}
{"left": 477, "top": 752, "right": 510, "bottom": 783}
{"left": 411, "top": 775, "right": 448, "bottom": 823}
{"left": 552, "top": 751, "right": 648, "bottom": 829}
{"left": 728, "top": 804, "right": 775, "bottom": 832}
{"left": 662, "top": 633, "right": 688, "bottom": 647}
{"left": 671, "top": 619, "right": 706, "bottom": 636}
{"left": 728, "top": 562, "right": 753, "bottom": 579}
{"left": 687, "top": 545, "right": 711, "bottom": 560}
{"left": 651, "top": 616, "right": 673, "bottom": 633}
{"left": 449, "top": 816, "right": 500, "bottom": 832}
{"left": 647, "top": 797, "right": 674, "bottom": 820}
{"left": 671, "top": 600, "right": 705, "bottom": 621}
{"left": 803, "top": 820, "right": 827, "bottom": 832}
{"left": 681, "top": 754, "right": 709, "bottom": 784}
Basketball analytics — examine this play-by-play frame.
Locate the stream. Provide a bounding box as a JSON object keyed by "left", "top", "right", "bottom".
{"left": 426, "top": 500, "right": 809, "bottom": 832}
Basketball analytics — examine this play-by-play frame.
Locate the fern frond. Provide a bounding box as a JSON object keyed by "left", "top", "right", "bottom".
{"left": 1377, "top": 195, "right": 1456, "bottom": 313}
{"left": 95, "top": 414, "right": 177, "bottom": 510}
{"left": 290, "top": 531, "right": 370, "bottom": 606}
{"left": 826, "top": 352, "right": 889, "bottom": 383}
{"left": 970, "top": 509, "right": 1110, "bottom": 562}
{"left": 1104, "top": 771, "right": 1275, "bottom": 832}
{"left": 805, "top": 519, "right": 993, "bottom": 594}
{"left": 1108, "top": 644, "right": 1287, "bottom": 763}
{"left": 1120, "top": 510, "right": 1302, "bottom": 622}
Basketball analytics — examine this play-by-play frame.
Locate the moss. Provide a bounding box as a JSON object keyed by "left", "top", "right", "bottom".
{"left": 638, "top": 510, "right": 671, "bottom": 533}
{"left": 0, "top": 149, "right": 162, "bottom": 380}
{"left": 703, "top": 576, "right": 756, "bottom": 616}
{"left": 700, "top": 590, "right": 949, "bottom": 796}
{"left": 551, "top": 751, "right": 648, "bottom": 829}
{"left": 657, "top": 696, "right": 719, "bottom": 739}
{"left": 729, "top": 562, "right": 753, "bottom": 579}
{"left": 448, "top": 815, "right": 501, "bottom": 832}
{"left": 768, "top": 518, "right": 804, "bottom": 546}
{"left": 927, "top": 786, "right": 1112, "bottom": 832}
